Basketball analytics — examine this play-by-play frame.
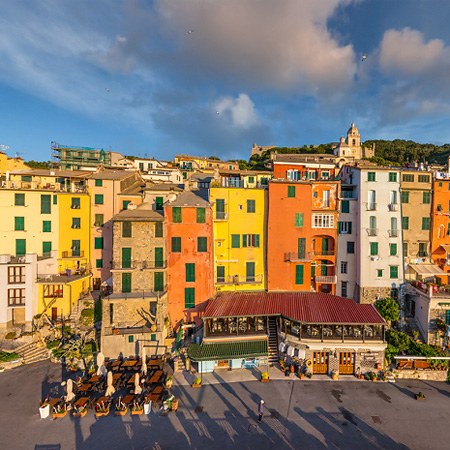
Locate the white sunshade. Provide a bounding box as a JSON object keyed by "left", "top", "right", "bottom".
{"left": 409, "top": 264, "right": 446, "bottom": 276}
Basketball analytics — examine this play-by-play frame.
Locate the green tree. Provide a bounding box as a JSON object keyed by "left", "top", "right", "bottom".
{"left": 375, "top": 297, "right": 399, "bottom": 324}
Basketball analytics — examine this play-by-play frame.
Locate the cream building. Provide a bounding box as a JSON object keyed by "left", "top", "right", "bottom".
{"left": 333, "top": 123, "right": 375, "bottom": 164}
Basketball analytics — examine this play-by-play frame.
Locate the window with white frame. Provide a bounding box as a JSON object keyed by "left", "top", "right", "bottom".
{"left": 341, "top": 281, "right": 348, "bottom": 297}
{"left": 287, "top": 169, "right": 300, "bottom": 181}
{"left": 312, "top": 214, "right": 335, "bottom": 228}
{"left": 340, "top": 261, "right": 348, "bottom": 274}
{"left": 323, "top": 190, "right": 330, "bottom": 208}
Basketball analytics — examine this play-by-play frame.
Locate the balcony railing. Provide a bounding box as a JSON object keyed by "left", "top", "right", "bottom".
{"left": 313, "top": 250, "right": 335, "bottom": 257}
{"left": 314, "top": 275, "right": 337, "bottom": 284}
{"left": 339, "top": 191, "right": 357, "bottom": 199}
{"left": 62, "top": 250, "right": 85, "bottom": 258}
{"left": 216, "top": 274, "right": 263, "bottom": 285}
{"left": 284, "top": 252, "right": 313, "bottom": 262}
{"left": 365, "top": 202, "right": 377, "bottom": 211}
{"left": 111, "top": 260, "right": 167, "bottom": 270}
{"left": 388, "top": 203, "right": 399, "bottom": 211}
{"left": 366, "top": 228, "right": 378, "bottom": 236}
{"left": 215, "top": 212, "right": 227, "bottom": 220}
{"left": 388, "top": 229, "right": 399, "bottom": 237}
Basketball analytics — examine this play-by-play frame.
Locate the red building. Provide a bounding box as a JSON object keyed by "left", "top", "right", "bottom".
{"left": 166, "top": 190, "right": 214, "bottom": 328}
{"left": 272, "top": 154, "right": 338, "bottom": 181}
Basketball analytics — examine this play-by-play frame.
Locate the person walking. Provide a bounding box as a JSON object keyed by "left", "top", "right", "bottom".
{"left": 257, "top": 399, "right": 265, "bottom": 422}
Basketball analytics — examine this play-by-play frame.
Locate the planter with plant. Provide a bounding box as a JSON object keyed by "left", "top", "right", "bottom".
{"left": 144, "top": 397, "right": 152, "bottom": 414}
{"left": 131, "top": 400, "right": 144, "bottom": 415}
{"left": 114, "top": 397, "right": 128, "bottom": 416}
{"left": 52, "top": 402, "right": 68, "bottom": 419}
{"left": 306, "top": 372, "right": 312, "bottom": 379}
{"left": 95, "top": 400, "right": 110, "bottom": 417}
{"left": 260, "top": 371, "right": 270, "bottom": 383}
{"left": 415, "top": 391, "right": 426, "bottom": 400}
{"left": 192, "top": 377, "right": 202, "bottom": 388}
{"left": 73, "top": 404, "right": 88, "bottom": 418}
{"left": 331, "top": 371, "right": 339, "bottom": 381}
{"left": 39, "top": 397, "right": 50, "bottom": 419}
{"left": 165, "top": 375, "right": 173, "bottom": 389}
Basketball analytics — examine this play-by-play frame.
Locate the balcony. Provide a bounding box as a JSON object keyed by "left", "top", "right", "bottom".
{"left": 366, "top": 228, "right": 378, "bottom": 236}
{"left": 61, "top": 250, "right": 85, "bottom": 258}
{"left": 216, "top": 274, "right": 263, "bottom": 285}
{"left": 339, "top": 191, "right": 357, "bottom": 200}
{"left": 313, "top": 250, "right": 335, "bottom": 257}
{"left": 284, "top": 252, "right": 313, "bottom": 262}
{"left": 215, "top": 212, "right": 228, "bottom": 220}
{"left": 314, "top": 275, "right": 337, "bottom": 284}
{"left": 365, "top": 202, "right": 377, "bottom": 211}
{"left": 388, "top": 203, "right": 399, "bottom": 212}
{"left": 388, "top": 229, "right": 399, "bottom": 237}
{"left": 111, "top": 260, "right": 167, "bottom": 270}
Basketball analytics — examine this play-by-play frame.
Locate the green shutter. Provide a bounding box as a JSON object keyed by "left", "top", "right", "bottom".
{"left": 390, "top": 243, "right": 397, "bottom": 256}
{"left": 122, "top": 222, "right": 132, "bottom": 237}
{"left": 155, "top": 222, "right": 163, "bottom": 237}
{"left": 298, "top": 238, "right": 306, "bottom": 259}
{"left": 197, "top": 237, "right": 207, "bottom": 252}
{"left": 390, "top": 266, "right": 399, "bottom": 279}
{"left": 14, "top": 217, "right": 24, "bottom": 231}
{"left": 43, "top": 221, "right": 51, "bottom": 232}
{"left": 15, "top": 193, "right": 25, "bottom": 206}
{"left": 216, "top": 199, "right": 225, "bottom": 219}
{"left": 41, "top": 195, "right": 51, "bottom": 214}
{"left": 295, "top": 265, "right": 304, "bottom": 285}
{"left": 172, "top": 207, "right": 182, "bottom": 223}
{"left": 321, "top": 260, "right": 327, "bottom": 276}
{"left": 255, "top": 234, "right": 260, "bottom": 248}
{"left": 72, "top": 240, "right": 81, "bottom": 257}
{"left": 295, "top": 213, "right": 304, "bottom": 227}
{"left": 217, "top": 266, "right": 225, "bottom": 282}
{"left": 122, "top": 200, "right": 131, "bottom": 210}
{"left": 247, "top": 199, "right": 256, "bottom": 213}
{"left": 196, "top": 208, "right": 206, "bottom": 223}
{"left": 246, "top": 262, "right": 255, "bottom": 281}
{"left": 185, "top": 288, "right": 195, "bottom": 308}
{"left": 122, "top": 248, "right": 132, "bottom": 268}
{"left": 15, "top": 239, "right": 26, "bottom": 256}
{"left": 171, "top": 237, "right": 181, "bottom": 252}
{"left": 389, "top": 172, "right": 397, "bottom": 182}
{"left": 42, "top": 241, "right": 52, "bottom": 256}
{"left": 368, "top": 172, "right": 376, "bottom": 181}
{"left": 288, "top": 186, "right": 296, "bottom": 198}
{"left": 401, "top": 191, "right": 409, "bottom": 203}
{"left": 53, "top": 195, "right": 58, "bottom": 205}
{"left": 370, "top": 242, "right": 378, "bottom": 256}
{"left": 422, "top": 217, "right": 430, "bottom": 230}
{"left": 156, "top": 197, "right": 164, "bottom": 211}
{"left": 94, "top": 237, "right": 103, "bottom": 249}
{"left": 122, "top": 273, "right": 132, "bottom": 293}
{"left": 154, "top": 272, "right": 164, "bottom": 291}
{"left": 95, "top": 194, "right": 104, "bottom": 205}
{"left": 186, "top": 263, "right": 195, "bottom": 282}
{"left": 95, "top": 179, "right": 103, "bottom": 187}
{"left": 71, "top": 197, "right": 80, "bottom": 209}
{"left": 96, "top": 259, "right": 103, "bottom": 268}
{"left": 72, "top": 218, "right": 80, "bottom": 228}
{"left": 423, "top": 192, "right": 431, "bottom": 204}
{"left": 402, "top": 217, "right": 409, "bottom": 230}
{"left": 242, "top": 235, "right": 247, "bottom": 248}
{"left": 341, "top": 200, "right": 350, "bottom": 213}
{"left": 155, "top": 247, "right": 164, "bottom": 268}
{"left": 231, "top": 234, "right": 240, "bottom": 248}
{"left": 94, "top": 214, "right": 104, "bottom": 227}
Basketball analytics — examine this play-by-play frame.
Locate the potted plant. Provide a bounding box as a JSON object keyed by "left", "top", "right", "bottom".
{"left": 165, "top": 375, "right": 173, "bottom": 389}
{"left": 415, "top": 391, "right": 426, "bottom": 400}
{"left": 306, "top": 372, "right": 312, "bottom": 379}
{"left": 52, "top": 402, "right": 68, "bottom": 419}
{"left": 39, "top": 397, "right": 50, "bottom": 419}
{"left": 131, "top": 400, "right": 144, "bottom": 415}
{"left": 331, "top": 371, "right": 339, "bottom": 381}
{"left": 192, "top": 377, "right": 202, "bottom": 388}
{"left": 73, "top": 403, "right": 88, "bottom": 418}
{"left": 95, "top": 400, "right": 110, "bottom": 417}
{"left": 260, "top": 371, "right": 270, "bottom": 383}
{"left": 143, "top": 397, "right": 152, "bottom": 415}
{"left": 114, "top": 397, "right": 128, "bottom": 416}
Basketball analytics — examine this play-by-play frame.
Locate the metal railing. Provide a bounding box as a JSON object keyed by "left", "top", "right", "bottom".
{"left": 111, "top": 260, "right": 167, "bottom": 270}
{"left": 215, "top": 212, "right": 227, "bottom": 220}
{"left": 388, "top": 229, "right": 399, "bottom": 237}
{"left": 313, "top": 250, "right": 336, "bottom": 256}
{"left": 366, "top": 228, "right": 378, "bottom": 236}
{"left": 284, "top": 252, "right": 313, "bottom": 262}
{"left": 388, "top": 203, "right": 399, "bottom": 211}
{"left": 365, "top": 202, "right": 377, "bottom": 211}
{"left": 62, "top": 250, "right": 85, "bottom": 258}
{"left": 216, "top": 274, "right": 264, "bottom": 285}
{"left": 314, "top": 275, "right": 337, "bottom": 284}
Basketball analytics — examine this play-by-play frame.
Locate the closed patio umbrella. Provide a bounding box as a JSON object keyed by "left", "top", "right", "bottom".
{"left": 96, "top": 352, "right": 105, "bottom": 376}
{"left": 134, "top": 372, "right": 142, "bottom": 395}
{"left": 105, "top": 371, "right": 115, "bottom": 397}
{"left": 141, "top": 347, "right": 147, "bottom": 376}
{"left": 66, "top": 378, "right": 75, "bottom": 402}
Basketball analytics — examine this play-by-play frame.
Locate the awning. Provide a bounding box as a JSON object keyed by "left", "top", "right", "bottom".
{"left": 188, "top": 339, "right": 268, "bottom": 361}
{"left": 409, "top": 264, "right": 446, "bottom": 276}
{"left": 439, "top": 244, "right": 450, "bottom": 252}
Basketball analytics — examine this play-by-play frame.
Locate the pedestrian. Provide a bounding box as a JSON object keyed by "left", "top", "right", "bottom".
{"left": 257, "top": 399, "right": 264, "bottom": 422}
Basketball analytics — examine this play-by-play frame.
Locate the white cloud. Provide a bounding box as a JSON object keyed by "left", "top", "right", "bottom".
{"left": 214, "top": 94, "right": 259, "bottom": 129}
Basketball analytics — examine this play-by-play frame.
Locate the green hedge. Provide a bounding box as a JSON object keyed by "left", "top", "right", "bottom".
{"left": 0, "top": 351, "right": 20, "bottom": 362}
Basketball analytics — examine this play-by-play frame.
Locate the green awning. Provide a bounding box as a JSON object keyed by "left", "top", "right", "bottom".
{"left": 188, "top": 339, "right": 268, "bottom": 361}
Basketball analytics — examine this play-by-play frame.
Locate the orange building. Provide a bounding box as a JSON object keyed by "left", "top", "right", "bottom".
{"left": 430, "top": 178, "right": 450, "bottom": 278}
{"left": 272, "top": 154, "right": 338, "bottom": 180}
{"left": 267, "top": 180, "right": 339, "bottom": 293}
{"left": 166, "top": 190, "right": 214, "bottom": 328}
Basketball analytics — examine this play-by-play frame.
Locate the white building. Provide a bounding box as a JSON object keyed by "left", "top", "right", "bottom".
{"left": 132, "top": 158, "right": 183, "bottom": 184}
{"left": 337, "top": 165, "right": 404, "bottom": 303}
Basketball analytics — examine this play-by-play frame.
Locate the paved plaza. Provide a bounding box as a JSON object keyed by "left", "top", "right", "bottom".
{"left": 1, "top": 361, "right": 449, "bottom": 450}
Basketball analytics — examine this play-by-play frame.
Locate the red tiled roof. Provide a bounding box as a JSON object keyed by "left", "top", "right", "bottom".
{"left": 204, "top": 292, "right": 385, "bottom": 325}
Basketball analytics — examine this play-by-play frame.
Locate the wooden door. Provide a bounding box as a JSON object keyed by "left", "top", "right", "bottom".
{"left": 339, "top": 352, "right": 355, "bottom": 374}
{"left": 313, "top": 352, "right": 328, "bottom": 374}
{"left": 51, "top": 307, "right": 58, "bottom": 321}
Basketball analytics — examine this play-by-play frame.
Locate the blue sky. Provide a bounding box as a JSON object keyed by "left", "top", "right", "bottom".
{"left": 2, "top": 0, "right": 450, "bottom": 162}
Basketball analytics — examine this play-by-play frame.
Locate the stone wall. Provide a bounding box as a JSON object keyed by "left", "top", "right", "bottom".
{"left": 393, "top": 369, "right": 448, "bottom": 381}
{"left": 359, "top": 287, "right": 393, "bottom": 304}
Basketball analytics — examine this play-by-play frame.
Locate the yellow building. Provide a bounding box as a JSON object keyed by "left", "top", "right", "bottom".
{"left": 0, "top": 153, "right": 29, "bottom": 177}
{"left": 210, "top": 186, "right": 267, "bottom": 292}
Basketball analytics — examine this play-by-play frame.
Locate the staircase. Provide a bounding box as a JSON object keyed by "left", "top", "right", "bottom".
{"left": 267, "top": 316, "right": 279, "bottom": 366}
{"left": 15, "top": 341, "right": 49, "bottom": 365}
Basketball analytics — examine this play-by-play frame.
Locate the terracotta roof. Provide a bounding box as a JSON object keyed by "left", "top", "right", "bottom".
{"left": 273, "top": 154, "right": 337, "bottom": 164}
{"left": 143, "top": 182, "right": 183, "bottom": 192}
{"left": 169, "top": 190, "right": 210, "bottom": 207}
{"left": 86, "top": 170, "right": 137, "bottom": 180}
{"left": 112, "top": 203, "right": 164, "bottom": 221}
{"left": 204, "top": 292, "right": 385, "bottom": 325}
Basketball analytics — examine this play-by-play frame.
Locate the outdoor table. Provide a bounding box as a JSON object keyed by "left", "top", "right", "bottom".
{"left": 147, "top": 359, "right": 161, "bottom": 367}
{"left": 47, "top": 398, "right": 60, "bottom": 409}
{"left": 95, "top": 396, "right": 110, "bottom": 406}
{"left": 77, "top": 383, "right": 93, "bottom": 393}
{"left": 74, "top": 397, "right": 89, "bottom": 408}
{"left": 122, "top": 395, "right": 134, "bottom": 405}
{"left": 152, "top": 386, "right": 163, "bottom": 395}
{"left": 149, "top": 370, "right": 163, "bottom": 383}
{"left": 112, "top": 373, "right": 122, "bottom": 386}
{"left": 111, "top": 360, "right": 122, "bottom": 369}
{"left": 121, "top": 360, "right": 138, "bottom": 369}
{"left": 148, "top": 393, "right": 162, "bottom": 403}
{"left": 88, "top": 375, "right": 101, "bottom": 383}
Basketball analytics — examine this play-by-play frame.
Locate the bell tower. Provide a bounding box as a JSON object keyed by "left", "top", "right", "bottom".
{"left": 346, "top": 123, "right": 361, "bottom": 157}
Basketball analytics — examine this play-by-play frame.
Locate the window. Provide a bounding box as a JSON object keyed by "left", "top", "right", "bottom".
{"left": 215, "top": 199, "right": 225, "bottom": 219}
{"left": 370, "top": 242, "right": 379, "bottom": 256}
{"left": 71, "top": 197, "right": 80, "bottom": 209}
{"left": 418, "top": 175, "right": 430, "bottom": 183}
{"left": 247, "top": 199, "right": 256, "bottom": 213}
{"left": 418, "top": 243, "right": 428, "bottom": 257}
{"left": 96, "top": 259, "right": 103, "bottom": 268}
{"left": 401, "top": 191, "right": 409, "bottom": 203}
{"left": 196, "top": 208, "right": 206, "bottom": 223}
{"left": 95, "top": 179, "right": 103, "bottom": 187}
{"left": 197, "top": 237, "right": 207, "bottom": 252}
{"left": 43, "top": 221, "right": 51, "bottom": 232}
{"left": 8, "top": 288, "right": 25, "bottom": 306}
{"left": 423, "top": 192, "right": 431, "bottom": 204}
{"left": 298, "top": 238, "right": 306, "bottom": 259}
{"left": 338, "top": 221, "right": 352, "bottom": 234}
{"left": 14, "top": 217, "right": 24, "bottom": 231}
{"left": 155, "top": 197, "right": 164, "bottom": 211}
{"left": 341, "top": 281, "right": 348, "bottom": 297}
{"left": 295, "top": 213, "right": 304, "bottom": 227}
{"left": 231, "top": 234, "right": 240, "bottom": 248}
{"left": 402, "top": 174, "right": 414, "bottom": 182}
{"left": 422, "top": 217, "right": 430, "bottom": 230}
{"left": 122, "top": 222, "right": 132, "bottom": 237}
{"left": 323, "top": 190, "right": 330, "bottom": 208}
{"left": 186, "top": 263, "right": 195, "bottom": 282}
{"left": 71, "top": 240, "right": 81, "bottom": 257}
{"left": 155, "top": 247, "right": 164, "bottom": 268}
{"left": 367, "top": 172, "right": 376, "bottom": 181}
{"left": 389, "top": 172, "right": 397, "bottom": 182}
{"left": 295, "top": 265, "right": 304, "bottom": 285}
{"left": 94, "top": 214, "right": 104, "bottom": 227}
{"left": 122, "top": 248, "right": 132, "bottom": 268}
{"left": 347, "top": 242, "right": 355, "bottom": 254}
{"left": 171, "top": 237, "right": 181, "bottom": 252}
{"left": 390, "top": 191, "right": 398, "bottom": 205}
{"left": 390, "top": 243, "right": 397, "bottom": 256}
{"left": 369, "top": 216, "right": 377, "bottom": 234}
{"left": 8, "top": 266, "right": 25, "bottom": 284}
{"left": 402, "top": 217, "right": 409, "bottom": 230}
{"left": 53, "top": 195, "right": 57, "bottom": 205}
{"left": 94, "top": 194, "right": 104, "bottom": 205}
{"left": 122, "top": 273, "right": 132, "bottom": 293}
{"left": 172, "top": 207, "right": 182, "bottom": 223}
{"left": 377, "top": 269, "right": 383, "bottom": 278}
{"left": 390, "top": 266, "right": 399, "bottom": 279}
{"left": 403, "top": 242, "right": 408, "bottom": 257}
{"left": 42, "top": 241, "right": 52, "bottom": 256}
{"left": 43, "top": 285, "right": 63, "bottom": 298}
{"left": 15, "top": 239, "right": 26, "bottom": 256}
{"left": 340, "top": 261, "right": 348, "bottom": 274}
{"left": 122, "top": 200, "right": 131, "bottom": 210}
{"left": 313, "top": 214, "right": 335, "bottom": 228}
{"left": 246, "top": 262, "right": 255, "bottom": 282}
{"left": 242, "top": 234, "right": 260, "bottom": 248}
{"left": 72, "top": 218, "right": 81, "bottom": 229}
{"left": 248, "top": 176, "right": 255, "bottom": 183}
{"left": 154, "top": 272, "right": 164, "bottom": 291}
{"left": 185, "top": 288, "right": 195, "bottom": 308}
{"left": 321, "top": 171, "right": 330, "bottom": 180}
{"left": 341, "top": 200, "right": 350, "bottom": 213}
{"left": 217, "top": 266, "right": 225, "bottom": 283}
{"left": 439, "top": 182, "right": 443, "bottom": 187}
{"left": 155, "top": 222, "right": 163, "bottom": 237}
{"left": 14, "top": 193, "right": 25, "bottom": 206}
{"left": 128, "top": 335, "right": 134, "bottom": 343}
{"left": 287, "top": 186, "right": 296, "bottom": 198}
{"left": 41, "top": 195, "right": 51, "bottom": 214}
{"left": 94, "top": 237, "right": 103, "bottom": 249}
